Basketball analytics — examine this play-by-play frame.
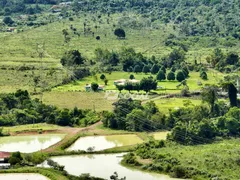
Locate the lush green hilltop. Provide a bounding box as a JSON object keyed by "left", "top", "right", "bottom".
{"left": 1, "top": 0, "right": 240, "bottom": 38}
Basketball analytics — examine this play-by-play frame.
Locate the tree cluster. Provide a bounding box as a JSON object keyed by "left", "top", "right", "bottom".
{"left": 0, "top": 90, "right": 99, "bottom": 127}
{"left": 102, "top": 99, "right": 166, "bottom": 131}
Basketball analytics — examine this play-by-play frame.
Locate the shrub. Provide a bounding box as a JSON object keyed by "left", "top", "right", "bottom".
{"left": 167, "top": 71, "right": 175, "bottom": 81}
{"left": 91, "top": 82, "right": 99, "bottom": 92}
{"left": 176, "top": 71, "right": 186, "bottom": 82}
{"left": 200, "top": 71, "right": 208, "bottom": 80}
{"left": 172, "top": 166, "right": 187, "bottom": 178}
{"left": 151, "top": 64, "right": 160, "bottom": 74}
{"left": 100, "top": 74, "right": 106, "bottom": 80}
{"left": 114, "top": 28, "right": 126, "bottom": 39}
{"left": 129, "top": 74, "right": 135, "bottom": 79}
{"left": 156, "top": 70, "right": 166, "bottom": 81}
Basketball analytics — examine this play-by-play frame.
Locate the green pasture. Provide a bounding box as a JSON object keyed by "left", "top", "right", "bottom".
{"left": 53, "top": 70, "right": 224, "bottom": 93}
{"left": 2, "top": 123, "right": 61, "bottom": 134}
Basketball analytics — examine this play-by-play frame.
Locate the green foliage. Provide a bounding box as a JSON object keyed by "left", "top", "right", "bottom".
{"left": 150, "top": 64, "right": 159, "bottom": 74}
{"left": 156, "top": 70, "right": 166, "bottom": 81}
{"left": 133, "top": 65, "right": 142, "bottom": 73}
{"left": 200, "top": 71, "right": 208, "bottom": 80}
{"left": 129, "top": 74, "right": 135, "bottom": 80}
{"left": 103, "top": 99, "right": 166, "bottom": 131}
{"left": 100, "top": 74, "right": 106, "bottom": 80}
{"left": 114, "top": 28, "right": 126, "bottom": 39}
{"left": 226, "top": 52, "right": 239, "bottom": 65}
{"left": 3, "top": 16, "right": 14, "bottom": 25}
{"left": 91, "top": 82, "right": 99, "bottom": 92}
{"left": 61, "top": 50, "right": 85, "bottom": 66}
{"left": 201, "top": 85, "right": 218, "bottom": 113}
{"left": 9, "top": 151, "right": 23, "bottom": 165}
{"left": 142, "top": 65, "right": 150, "bottom": 74}
{"left": 176, "top": 71, "right": 185, "bottom": 82}
{"left": 140, "top": 77, "right": 157, "bottom": 93}
{"left": 0, "top": 90, "right": 98, "bottom": 127}
{"left": 167, "top": 71, "right": 175, "bottom": 81}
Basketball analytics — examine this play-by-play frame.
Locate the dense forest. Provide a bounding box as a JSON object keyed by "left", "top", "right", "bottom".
{"left": 1, "top": 0, "right": 240, "bottom": 38}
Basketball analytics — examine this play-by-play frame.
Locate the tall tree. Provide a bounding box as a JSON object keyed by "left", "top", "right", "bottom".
{"left": 201, "top": 85, "right": 218, "bottom": 113}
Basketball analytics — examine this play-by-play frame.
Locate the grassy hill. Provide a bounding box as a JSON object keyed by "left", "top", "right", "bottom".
{"left": 0, "top": 13, "right": 239, "bottom": 93}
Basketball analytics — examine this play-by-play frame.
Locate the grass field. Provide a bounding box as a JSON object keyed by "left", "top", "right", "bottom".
{"left": 0, "top": 12, "right": 236, "bottom": 95}
{"left": 154, "top": 98, "right": 202, "bottom": 114}
{"left": 34, "top": 91, "right": 115, "bottom": 111}
{"left": 53, "top": 70, "right": 224, "bottom": 93}
{"left": 2, "top": 123, "right": 61, "bottom": 134}
{"left": 33, "top": 70, "right": 224, "bottom": 112}
{"left": 152, "top": 139, "right": 240, "bottom": 179}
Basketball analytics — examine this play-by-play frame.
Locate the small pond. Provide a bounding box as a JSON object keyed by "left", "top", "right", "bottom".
{"left": 0, "top": 134, "right": 65, "bottom": 153}
{"left": 0, "top": 173, "right": 48, "bottom": 180}
{"left": 41, "top": 153, "right": 182, "bottom": 180}
{"left": 67, "top": 134, "right": 143, "bottom": 152}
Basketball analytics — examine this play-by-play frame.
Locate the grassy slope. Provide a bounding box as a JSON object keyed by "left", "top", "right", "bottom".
{"left": 2, "top": 123, "right": 61, "bottom": 134}
{"left": 36, "top": 70, "right": 223, "bottom": 111}
{"left": 54, "top": 70, "right": 224, "bottom": 92}
{"left": 0, "top": 12, "right": 237, "bottom": 94}
{"left": 153, "top": 139, "right": 240, "bottom": 179}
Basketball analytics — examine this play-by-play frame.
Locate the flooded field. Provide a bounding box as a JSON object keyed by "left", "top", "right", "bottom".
{"left": 67, "top": 134, "right": 143, "bottom": 151}
{"left": 0, "top": 134, "right": 65, "bottom": 153}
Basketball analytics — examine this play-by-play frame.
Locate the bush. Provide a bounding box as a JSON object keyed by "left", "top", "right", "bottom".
{"left": 167, "top": 71, "right": 175, "bottom": 81}
{"left": 100, "top": 74, "right": 106, "bottom": 80}
{"left": 129, "top": 74, "right": 135, "bottom": 79}
{"left": 176, "top": 71, "right": 186, "bottom": 82}
{"left": 91, "top": 82, "right": 99, "bottom": 92}
{"left": 3, "top": 16, "right": 14, "bottom": 25}
{"left": 156, "top": 70, "right": 166, "bottom": 81}
{"left": 142, "top": 65, "right": 150, "bottom": 74}
{"left": 200, "top": 71, "right": 208, "bottom": 80}
{"left": 150, "top": 64, "right": 160, "bottom": 74}
{"left": 114, "top": 28, "right": 126, "bottom": 39}
{"left": 172, "top": 166, "right": 187, "bottom": 178}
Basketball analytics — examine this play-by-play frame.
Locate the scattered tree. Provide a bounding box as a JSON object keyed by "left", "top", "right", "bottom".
{"left": 114, "top": 28, "right": 126, "bottom": 39}
{"left": 167, "top": 71, "right": 175, "bottom": 81}
{"left": 156, "top": 70, "right": 166, "bottom": 81}
{"left": 91, "top": 82, "right": 99, "bottom": 92}
{"left": 176, "top": 71, "right": 186, "bottom": 82}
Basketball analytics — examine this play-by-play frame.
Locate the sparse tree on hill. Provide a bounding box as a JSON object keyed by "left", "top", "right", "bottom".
{"left": 114, "top": 28, "right": 126, "bottom": 39}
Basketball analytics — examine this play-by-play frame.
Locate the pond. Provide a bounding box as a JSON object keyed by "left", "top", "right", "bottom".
{"left": 0, "top": 173, "right": 49, "bottom": 180}
{"left": 0, "top": 134, "right": 65, "bottom": 153}
{"left": 67, "top": 134, "right": 143, "bottom": 152}
{"left": 152, "top": 131, "right": 170, "bottom": 140}
{"left": 41, "top": 153, "right": 182, "bottom": 180}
